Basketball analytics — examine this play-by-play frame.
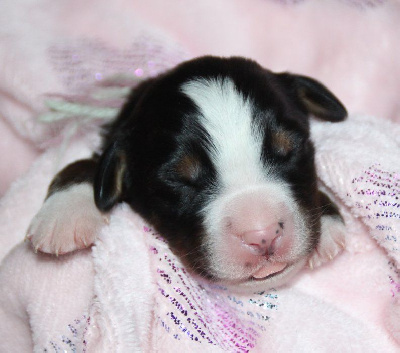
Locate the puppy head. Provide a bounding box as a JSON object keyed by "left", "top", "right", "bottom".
{"left": 94, "top": 56, "right": 346, "bottom": 291}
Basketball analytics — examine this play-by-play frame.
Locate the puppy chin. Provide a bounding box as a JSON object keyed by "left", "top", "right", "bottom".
{"left": 220, "top": 258, "right": 307, "bottom": 294}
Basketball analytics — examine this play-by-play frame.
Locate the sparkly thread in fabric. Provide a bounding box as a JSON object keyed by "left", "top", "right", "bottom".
{"left": 350, "top": 164, "right": 399, "bottom": 252}
{"left": 145, "top": 227, "right": 279, "bottom": 352}
{"left": 43, "top": 315, "right": 90, "bottom": 353}
{"left": 349, "top": 164, "right": 400, "bottom": 298}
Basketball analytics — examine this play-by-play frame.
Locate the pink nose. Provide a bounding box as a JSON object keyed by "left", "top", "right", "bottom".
{"left": 241, "top": 222, "right": 284, "bottom": 255}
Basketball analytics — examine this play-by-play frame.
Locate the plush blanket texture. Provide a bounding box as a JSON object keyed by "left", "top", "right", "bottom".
{"left": 1, "top": 0, "right": 400, "bottom": 352}
{"left": 0, "top": 115, "right": 399, "bottom": 352}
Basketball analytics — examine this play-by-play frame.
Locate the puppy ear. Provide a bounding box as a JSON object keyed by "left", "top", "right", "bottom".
{"left": 279, "top": 73, "right": 347, "bottom": 122}
{"left": 94, "top": 142, "right": 127, "bottom": 212}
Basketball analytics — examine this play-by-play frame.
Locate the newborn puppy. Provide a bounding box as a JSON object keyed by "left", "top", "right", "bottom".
{"left": 27, "top": 56, "right": 347, "bottom": 291}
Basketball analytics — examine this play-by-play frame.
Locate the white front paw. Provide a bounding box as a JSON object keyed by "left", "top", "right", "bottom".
{"left": 27, "top": 184, "right": 108, "bottom": 255}
{"left": 308, "top": 215, "right": 346, "bottom": 269}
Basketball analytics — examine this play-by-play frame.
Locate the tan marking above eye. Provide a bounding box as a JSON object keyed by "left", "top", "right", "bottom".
{"left": 272, "top": 130, "right": 294, "bottom": 155}
{"left": 115, "top": 151, "right": 126, "bottom": 196}
{"left": 175, "top": 155, "right": 202, "bottom": 182}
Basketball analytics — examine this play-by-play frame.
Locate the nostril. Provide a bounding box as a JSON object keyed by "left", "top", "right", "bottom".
{"left": 243, "top": 243, "right": 267, "bottom": 256}
{"left": 240, "top": 222, "right": 284, "bottom": 255}
{"left": 241, "top": 230, "right": 269, "bottom": 247}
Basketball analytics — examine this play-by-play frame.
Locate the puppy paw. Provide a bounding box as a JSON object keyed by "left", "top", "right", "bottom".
{"left": 27, "top": 184, "right": 108, "bottom": 255}
{"left": 308, "top": 215, "right": 346, "bottom": 269}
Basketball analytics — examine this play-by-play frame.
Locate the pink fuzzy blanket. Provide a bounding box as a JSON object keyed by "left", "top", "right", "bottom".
{"left": 0, "top": 114, "right": 399, "bottom": 351}
{"left": 1, "top": 0, "right": 400, "bottom": 352}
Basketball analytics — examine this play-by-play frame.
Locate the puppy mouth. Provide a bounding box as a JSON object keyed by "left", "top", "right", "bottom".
{"left": 249, "top": 261, "right": 289, "bottom": 281}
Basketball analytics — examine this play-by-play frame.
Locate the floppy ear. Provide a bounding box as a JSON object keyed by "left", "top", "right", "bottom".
{"left": 94, "top": 142, "right": 127, "bottom": 212}
{"left": 279, "top": 73, "right": 347, "bottom": 122}
{"left": 94, "top": 77, "right": 157, "bottom": 212}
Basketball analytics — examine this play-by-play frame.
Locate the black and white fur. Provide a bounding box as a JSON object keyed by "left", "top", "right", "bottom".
{"left": 28, "top": 56, "right": 346, "bottom": 291}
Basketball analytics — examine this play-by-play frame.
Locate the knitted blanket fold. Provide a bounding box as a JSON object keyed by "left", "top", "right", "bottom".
{"left": 1, "top": 114, "right": 399, "bottom": 352}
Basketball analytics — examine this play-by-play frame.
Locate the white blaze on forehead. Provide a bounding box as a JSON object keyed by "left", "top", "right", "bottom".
{"left": 181, "top": 78, "right": 310, "bottom": 284}
{"left": 181, "top": 77, "right": 270, "bottom": 188}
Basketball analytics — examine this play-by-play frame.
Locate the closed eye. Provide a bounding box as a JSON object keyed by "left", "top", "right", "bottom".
{"left": 160, "top": 146, "right": 216, "bottom": 191}
{"left": 272, "top": 130, "right": 295, "bottom": 157}
{"left": 159, "top": 154, "right": 204, "bottom": 190}
{"left": 175, "top": 154, "right": 202, "bottom": 184}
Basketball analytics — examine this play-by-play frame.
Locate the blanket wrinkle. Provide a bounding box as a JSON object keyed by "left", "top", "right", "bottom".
{"left": 89, "top": 205, "right": 157, "bottom": 351}
{"left": 311, "top": 115, "right": 400, "bottom": 268}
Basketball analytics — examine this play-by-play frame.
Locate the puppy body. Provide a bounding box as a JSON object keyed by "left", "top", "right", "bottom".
{"left": 28, "top": 57, "right": 347, "bottom": 291}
